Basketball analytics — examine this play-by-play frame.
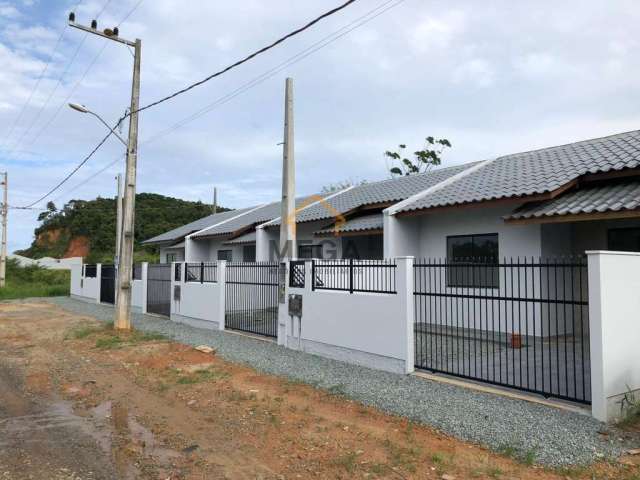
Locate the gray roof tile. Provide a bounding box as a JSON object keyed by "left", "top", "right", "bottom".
{"left": 399, "top": 130, "right": 640, "bottom": 213}
{"left": 141, "top": 208, "right": 253, "bottom": 245}
{"left": 315, "top": 213, "right": 383, "bottom": 236}
{"left": 506, "top": 181, "right": 640, "bottom": 220}
{"left": 268, "top": 163, "right": 475, "bottom": 226}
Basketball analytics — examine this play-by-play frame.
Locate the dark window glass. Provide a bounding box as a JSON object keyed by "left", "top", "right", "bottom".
{"left": 342, "top": 235, "right": 383, "bottom": 260}
{"left": 165, "top": 253, "right": 176, "bottom": 264}
{"left": 608, "top": 227, "right": 640, "bottom": 252}
{"left": 217, "top": 250, "right": 233, "bottom": 261}
{"left": 242, "top": 245, "right": 256, "bottom": 262}
{"left": 446, "top": 233, "right": 499, "bottom": 288}
{"left": 298, "top": 244, "right": 323, "bottom": 259}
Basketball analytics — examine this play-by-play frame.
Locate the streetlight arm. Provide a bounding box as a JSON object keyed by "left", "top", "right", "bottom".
{"left": 87, "top": 110, "right": 128, "bottom": 147}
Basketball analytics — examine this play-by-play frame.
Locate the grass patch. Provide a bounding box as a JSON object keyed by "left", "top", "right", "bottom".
{"left": 384, "top": 439, "right": 421, "bottom": 473}
{"left": 0, "top": 259, "right": 69, "bottom": 300}
{"left": 93, "top": 328, "right": 166, "bottom": 349}
{"left": 175, "top": 368, "right": 229, "bottom": 385}
{"left": 333, "top": 451, "right": 358, "bottom": 473}
{"left": 618, "top": 388, "right": 640, "bottom": 429}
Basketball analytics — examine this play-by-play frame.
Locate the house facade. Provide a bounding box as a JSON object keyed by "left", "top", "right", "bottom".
{"left": 144, "top": 129, "right": 640, "bottom": 265}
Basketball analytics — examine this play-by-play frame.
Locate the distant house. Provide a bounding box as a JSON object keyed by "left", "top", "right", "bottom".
{"left": 144, "top": 129, "right": 640, "bottom": 263}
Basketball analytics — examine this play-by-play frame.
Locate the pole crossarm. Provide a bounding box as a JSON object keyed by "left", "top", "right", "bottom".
{"left": 68, "top": 20, "right": 136, "bottom": 47}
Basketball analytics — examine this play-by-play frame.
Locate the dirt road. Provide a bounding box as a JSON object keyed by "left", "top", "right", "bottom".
{"left": 0, "top": 300, "right": 638, "bottom": 479}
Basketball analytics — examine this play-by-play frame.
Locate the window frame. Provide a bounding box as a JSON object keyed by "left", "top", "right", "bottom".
{"left": 298, "top": 244, "right": 323, "bottom": 259}
{"left": 242, "top": 244, "right": 256, "bottom": 262}
{"left": 217, "top": 249, "right": 233, "bottom": 262}
{"left": 446, "top": 233, "right": 499, "bottom": 289}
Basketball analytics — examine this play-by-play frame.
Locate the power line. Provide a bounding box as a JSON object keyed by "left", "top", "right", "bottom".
{"left": 144, "top": 0, "right": 404, "bottom": 144}
{"left": 132, "top": 0, "right": 358, "bottom": 116}
{"left": 27, "top": 0, "right": 146, "bottom": 148}
{"left": 4, "top": 0, "right": 112, "bottom": 156}
{"left": 16, "top": 0, "right": 360, "bottom": 208}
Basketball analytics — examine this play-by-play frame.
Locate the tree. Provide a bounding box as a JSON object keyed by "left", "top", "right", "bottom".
{"left": 385, "top": 136, "right": 451, "bottom": 177}
{"left": 37, "top": 201, "right": 57, "bottom": 222}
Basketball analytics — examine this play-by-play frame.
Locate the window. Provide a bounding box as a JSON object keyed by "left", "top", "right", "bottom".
{"left": 242, "top": 245, "right": 256, "bottom": 262}
{"left": 608, "top": 227, "right": 640, "bottom": 252}
{"left": 217, "top": 249, "right": 233, "bottom": 261}
{"left": 446, "top": 233, "right": 499, "bottom": 288}
{"left": 298, "top": 244, "right": 323, "bottom": 259}
{"left": 165, "top": 253, "right": 177, "bottom": 264}
{"left": 342, "top": 235, "right": 383, "bottom": 259}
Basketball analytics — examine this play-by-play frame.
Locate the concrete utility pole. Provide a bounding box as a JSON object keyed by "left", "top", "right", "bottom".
{"left": 279, "top": 78, "right": 296, "bottom": 259}
{"left": 115, "top": 174, "right": 123, "bottom": 267}
{"left": 0, "top": 172, "right": 7, "bottom": 288}
{"left": 212, "top": 187, "right": 218, "bottom": 215}
{"left": 69, "top": 13, "right": 141, "bottom": 330}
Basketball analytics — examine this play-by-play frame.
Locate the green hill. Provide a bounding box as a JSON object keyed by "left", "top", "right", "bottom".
{"left": 16, "top": 193, "right": 229, "bottom": 263}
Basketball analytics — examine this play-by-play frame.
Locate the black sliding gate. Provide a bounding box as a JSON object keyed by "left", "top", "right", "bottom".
{"left": 100, "top": 264, "right": 116, "bottom": 304}
{"left": 225, "top": 262, "right": 279, "bottom": 338}
{"left": 147, "top": 264, "right": 171, "bottom": 317}
{"left": 414, "top": 258, "right": 591, "bottom": 404}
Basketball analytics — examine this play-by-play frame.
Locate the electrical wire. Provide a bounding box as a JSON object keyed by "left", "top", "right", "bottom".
{"left": 27, "top": 0, "right": 146, "bottom": 148}
{"left": 3, "top": 0, "right": 112, "bottom": 157}
{"left": 144, "top": 0, "right": 404, "bottom": 144}
{"left": 15, "top": 0, "right": 359, "bottom": 209}
{"left": 131, "top": 0, "right": 358, "bottom": 116}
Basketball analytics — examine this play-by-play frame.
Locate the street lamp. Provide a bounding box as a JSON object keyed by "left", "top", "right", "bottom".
{"left": 68, "top": 103, "right": 128, "bottom": 147}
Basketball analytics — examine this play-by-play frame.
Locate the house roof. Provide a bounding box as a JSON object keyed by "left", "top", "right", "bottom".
{"left": 141, "top": 208, "right": 252, "bottom": 245}
{"left": 223, "top": 231, "right": 257, "bottom": 245}
{"left": 505, "top": 181, "right": 640, "bottom": 221}
{"left": 397, "top": 129, "right": 640, "bottom": 214}
{"left": 315, "top": 213, "right": 383, "bottom": 236}
{"left": 266, "top": 163, "right": 474, "bottom": 227}
{"left": 190, "top": 195, "right": 323, "bottom": 239}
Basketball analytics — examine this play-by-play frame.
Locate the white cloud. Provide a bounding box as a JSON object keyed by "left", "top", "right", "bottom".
{"left": 408, "top": 10, "right": 466, "bottom": 53}
{"left": 452, "top": 58, "right": 495, "bottom": 88}
{"left": 0, "top": 3, "right": 20, "bottom": 19}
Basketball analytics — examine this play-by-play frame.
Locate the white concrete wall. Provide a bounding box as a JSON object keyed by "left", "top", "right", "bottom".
{"left": 78, "top": 264, "right": 100, "bottom": 302}
{"left": 283, "top": 258, "right": 414, "bottom": 374}
{"left": 159, "top": 247, "right": 185, "bottom": 263}
{"left": 171, "top": 261, "right": 226, "bottom": 330}
{"left": 131, "top": 280, "right": 144, "bottom": 309}
{"left": 588, "top": 250, "right": 640, "bottom": 422}
{"left": 70, "top": 262, "right": 83, "bottom": 297}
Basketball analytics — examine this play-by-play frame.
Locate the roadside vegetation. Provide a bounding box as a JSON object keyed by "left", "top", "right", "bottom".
{"left": 0, "top": 258, "right": 69, "bottom": 300}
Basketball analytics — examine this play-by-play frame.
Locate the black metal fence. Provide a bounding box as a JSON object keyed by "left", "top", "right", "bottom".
{"left": 147, "top": 264, "right": 171, "bottom": 316}
{"left": 312, "top": 259, "right": 397, "bottom": 294}
{"left": 185, "top": 262, "right": 217, "bottom": 283}
{"left": 225, "top": 262, "right": 279, "bottom": 337}
{"left": 84, "top": 264, "right": 97, "bottom": 278}
{"left": 133, "top": 264, "right": 142, "bottom": 280}
{"left": 174, "top": 263, "right": 182, "bottom": 282}
{"left": 289, "top": 260, "right": 305, "bottom": 288}
{"left": 414, "top": 257, "right": 590, "bottom": 404}
{"left": 100, "top": 265, "right": 115, "bottom": 304}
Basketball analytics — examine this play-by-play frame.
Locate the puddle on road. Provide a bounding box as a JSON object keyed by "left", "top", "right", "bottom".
{"left": 92, "top": 400, "right": 182, "bottom": 470}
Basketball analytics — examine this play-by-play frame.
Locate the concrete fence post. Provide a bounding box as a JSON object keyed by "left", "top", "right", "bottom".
{"left": 95, "top": 263, "right": 102, "bottom": 303}
{"left": 395, "top": 257, "right": 415, "bottom": 374}
{"left": 587, "top": 250, "right": 640, "bottom": 422}
{"left": 277, "top": 260, "right": 290, "bottom": 347}
{"left": 217, "top": 260, "right": 226, "bottom": 330}
{"left": 141, "top": 262, "right": 149, "bottom": 314}
{"left": 170, "top": 262, "right": 178, "bottom": 317}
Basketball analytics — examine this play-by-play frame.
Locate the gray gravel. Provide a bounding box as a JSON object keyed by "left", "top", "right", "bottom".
{"left": 47, "top": 297, "right": 637, "bottom": 467}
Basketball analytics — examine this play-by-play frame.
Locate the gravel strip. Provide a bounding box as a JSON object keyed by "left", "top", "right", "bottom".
{"left": 47, "top": 297, "right": 635, "bottom": 467}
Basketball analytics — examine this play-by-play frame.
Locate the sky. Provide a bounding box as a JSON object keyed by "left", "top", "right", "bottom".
{"left": 1, "top": 0, "right": 640, "bottom": 253}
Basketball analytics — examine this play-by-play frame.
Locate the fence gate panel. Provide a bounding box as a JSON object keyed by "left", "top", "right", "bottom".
{"left": 100, "top": 264, "right": 115, "bottom": 304}
{"left": 414, "top": 258, "right": 591, "bottom": 404}
{"left": 225, "top": 262, "right": 279, "bottom": 338}
{"left": 147, "top": 264, "right": 171, "bottom": 317}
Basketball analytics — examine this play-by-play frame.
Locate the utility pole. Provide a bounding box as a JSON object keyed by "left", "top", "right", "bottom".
{"left": 212, "top": 187, "right": 218, "bottom": 215}
{"left": 69, "top": 13, "right": 141, "bottom": 330}
{"left": 0, "top": 172, "right": 7, "bottom": 288}
{"left": 115, "top": 174, "right": 123, "bottom": 266}
{"left": 279, "top": 78, "right": 296, "bottom": 259}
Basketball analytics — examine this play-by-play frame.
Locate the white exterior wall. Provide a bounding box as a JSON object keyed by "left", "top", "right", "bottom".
{"left": 185, "top": 235, "right": 210, "bottom": 262}
{"left": 588, "top": 251, "right": 640, "bottom": 422}
{"left": 283, "top": 258, "right": 414, "bottom": 374}
{"left": 171, "top": 261, "right": 226, "bottom": 330}
{"left": 131, "top": 280, "right": 144, "bottom": 309}
{"left": 70, "top": 262, "right": 83, "bottom": 297}
{"left": 260, "top": 221, "right": 344, "bottom": 261}
{"left": 159, "top": 247, "right": 185, "bottom": 263}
